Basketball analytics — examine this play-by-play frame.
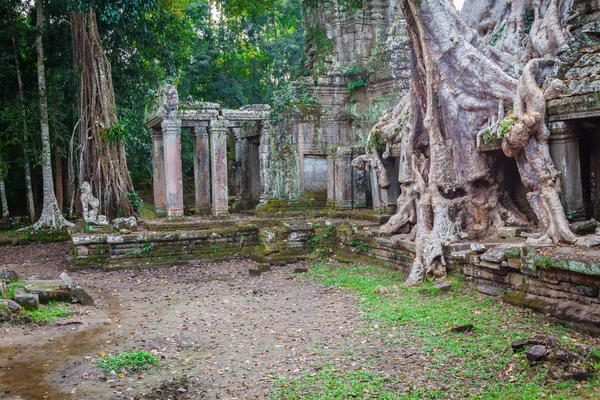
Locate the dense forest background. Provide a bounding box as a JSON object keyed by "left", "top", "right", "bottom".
{"left": 0, "top": 0, "right": 305, "bottom": 215}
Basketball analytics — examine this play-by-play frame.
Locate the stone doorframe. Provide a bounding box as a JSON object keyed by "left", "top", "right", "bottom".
{"left": 146, "top": 85, "right": 271, "bottom": 219}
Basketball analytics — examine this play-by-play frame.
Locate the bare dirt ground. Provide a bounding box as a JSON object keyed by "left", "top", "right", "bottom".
{"left": 0, "top": 244, "right": 428, "bottom": 399}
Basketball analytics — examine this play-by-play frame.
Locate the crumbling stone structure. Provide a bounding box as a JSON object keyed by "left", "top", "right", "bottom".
{"left": 146, "top": 86, "right": 271, "bottom": 219}
{"left": 259, "top": 0, "right": 411, "bottom": 213}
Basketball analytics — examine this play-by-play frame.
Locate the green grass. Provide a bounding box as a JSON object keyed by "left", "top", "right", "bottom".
{"left": 2, "top": 280, "right": 26, "bottom": 299}
{"left": 139, "top": 201, "right": 157, "bottom": 219}
{"left": 270, "top": 262, "right": 600, "bottom": 399}
{"left": 96, "top": 351, "right": 159, "bottom": 374}
{"left": 22, "top": 301, "right": 70, "bottom": 323}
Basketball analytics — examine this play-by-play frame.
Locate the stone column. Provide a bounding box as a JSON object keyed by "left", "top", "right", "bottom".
{"left": 192, "top": 123, "right": 211, "bottom": 215}
{"left": 258, "top": 120, "right": 271, "bottom": 204}
{"left": 334, "top": 147, "right": 353, "bottom": 209}
{"left": 151, "top": 128, "right": 167, "bottom": 216}
{"left": 370, "top": 169, "right": 383, "bottom": 211}
{"left": 352, "top": 147, "right": 367, "bottom": 209}
{"left": 327, "top": 151, "right": 335, "bottom": 207}
{"left": 231, "top": 126, "right": 243, "bottom": 198}
{"left": 549, "top": 121, "right": 585, "bottom": 220}
{"left": 210, "top": 119, "right": 229, "bottom": 217}
{"left": 161, "top": 117, "right": 184, "bottom": 219}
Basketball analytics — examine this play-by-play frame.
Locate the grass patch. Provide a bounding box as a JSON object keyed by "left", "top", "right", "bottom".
{"left": 96, "top": 351, "right": 159, "bottom": 374}
{"left": 271, "top": 364, "right": 425, "bottom": 399}
{"left": 139, "top": 201, "right": 157, "bottom": 219}
{"left": 2, "top": 280, "right": 26, "bottom": 299}
{"left": 269, "top": 262, "right": 600, "bottom": 399}
{"left": 22, "top": 301, "right": 70, "bottom": 323}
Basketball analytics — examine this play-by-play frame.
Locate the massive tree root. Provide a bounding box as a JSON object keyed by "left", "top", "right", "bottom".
{"left": 503, "top": 58, "right": 576, "bottom": 243}
{"left": 357, "top": 0, "right": 578, "bottom": 283}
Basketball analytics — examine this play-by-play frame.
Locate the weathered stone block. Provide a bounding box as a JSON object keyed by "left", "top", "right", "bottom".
{"left": 60, "top": 272, "right": 94, "bottom": 306}
{"left": 112, "top": 217, "right": 137, "bottom": 231}
{"left": 0, "top": 269, "right": 19, "bottom": 283}
{"left": 571, "top": 219, "right": 598, "bottom": 235}
{"left": 0, "top": 299, "right": 21, "bottom": 314}
{"left": 497, "top": 227, "right": 526, "bottom": 238}
{"left": 14, "top": 289, "right": 39, "bottom": 310}
{"left": 24, "top": 280, "right": 72, "bottom": 303}
{"left": 575, "top": 284, "right": 599, "bottom": 298}
{"left": 481, "top": 246, "right": 508, "bottom": 263}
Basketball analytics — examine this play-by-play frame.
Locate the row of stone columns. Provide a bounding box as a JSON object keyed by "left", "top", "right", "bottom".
{"left": 151, "top": 118, "right": 230, "bottom": 219}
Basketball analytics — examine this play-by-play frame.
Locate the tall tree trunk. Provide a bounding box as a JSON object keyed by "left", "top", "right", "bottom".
{"left": 72, "top": 8, "right": 136, "bottom": 220}
{"left": 11, "top": 16, "right": 36, "bottom": 223}
{"left": 0, "top": 158, "right": 9, "bottom": 219}
{"left": 55, "top": 149, "right": 63, "bottom": 212}
{"left": 31, "top": 0, "right": 73, "bottom": 230}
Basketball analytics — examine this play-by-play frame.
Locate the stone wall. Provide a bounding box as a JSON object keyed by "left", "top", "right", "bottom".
{"left": 70, "top": 216, "right": 600, "bottom": 328}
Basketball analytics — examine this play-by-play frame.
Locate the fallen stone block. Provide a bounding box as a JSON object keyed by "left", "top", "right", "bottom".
{"left": 481, "top": 246, "right": 508, "bottom": 263}
{"left": 14, "top": 288, "right": 39, "bottom": 310}
{"left": 0, "top": 269, "right": 19, "bottom": 283}
{"left": 571, "top": 219, "right": 598, "bottom": 235}
{"left": 526, "top": 345, "right": 548, "bottom": 362}
{"left": 420, "top": 282, "right": 452, "bottom": 295}
{"left": 0, "top": 299, "right": 21, "bottom": 314}
{"left": 293, "top": 267, "right": 308, "bottom": 274}
{"left": 511, "top": 339, "right": 531, "bottom": 351}
{"left": 24, "top": 279, "right": 72, "bottom": 303}
{"left": 451, "top": 324, "right": 474, "bottom": 333}
{"left": 60, "top": 272, "right": 95, "bottom": 306}
{"left": 112, "top": 217, "right": 137, "bottom": 231}
{"left": 497, "top": 227, "right": 526, "bottom": 238}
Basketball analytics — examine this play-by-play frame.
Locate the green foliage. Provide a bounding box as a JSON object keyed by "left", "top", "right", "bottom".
{"left": 350, "top": 239, "right": 370, "bottom": 252}
{"left": 3, "top": 280, "right": 25, "bottom": 300}
{"left": 366, "top": 133, "right": 385, "bottom": 153}
{"left": 128, "top": 190, "right": 143, "bottom": 212}
{"left": 524, "top": 9, "right": 535, "bottom": 34}
{"left": 489, "top": 23, "right": 505, "bottom": 46}
{"left": 344, "top": 65, "right": 362, "bottom": 75}
{"left": 22, "top": 301, "right": 70, "bottom": 324}
{"left": 539, "top": 256, "right": 553, "bottom": 270}
{"left": 96, "top": 351, "right": 158, "bottom": 374}
{"left": 142, "top": 242, "right": 153, "bottom": 253}
{"left": 101, "top": 123, "right": 128, "bottom": 144}
{"left": 500, "top": 116, "right": 518, "bottom": 137}
{"left": 481, "top": 129, "right": 496, "bottom": 145}
{"left": 346, "top": 79, "right": 368, "bottom": 93}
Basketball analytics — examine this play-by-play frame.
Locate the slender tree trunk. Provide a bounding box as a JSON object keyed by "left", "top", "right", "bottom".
{"left": 72, "top": 8, "right": 136, "bottom": 220}
{"left": 0, "top": 158, "right": 9, "bottom": 219}
{"left": 31, "top": 0, "right": 73, "bottom": 230}
{"left": 55, "top": 149, "right": 63, "bottom": 212}
{"left": 11, "top": 17, "right": 36, "bottom": 223}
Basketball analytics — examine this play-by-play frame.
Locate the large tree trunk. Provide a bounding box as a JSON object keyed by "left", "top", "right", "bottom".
{"left": 11, "top": 17, "right": 36, "bottom": 223}
{"left": 0, "top": 158, "right": 8, "bottom": 219}
{"left": 360, "top": 0, "right": 577, "bottom": 283}
{"left": 31, "top": 0, "right": 73, "bottom": 230}
{"left": 72, "top": 8, "right": 136, "bottom": 220}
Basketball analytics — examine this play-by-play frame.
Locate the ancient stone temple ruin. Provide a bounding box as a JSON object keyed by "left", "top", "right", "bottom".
{"left": 146, "top": 85, "right": 271, "bottom": 219}
{"left": 72, "top": 0, "right": 600, "bottom": 330}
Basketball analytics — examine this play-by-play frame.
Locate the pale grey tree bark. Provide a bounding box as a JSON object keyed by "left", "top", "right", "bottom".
{"left": 11, "top": 30, "right": 36, "bottom": 223}
{"left": 0, "top": 158, "right": 9, "bottom": 219}
{"left": 30, "top": 0, "right": 73, "bottom": 230}
{"left": 356, "top": 0, "right": 578, "bottom": 283}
